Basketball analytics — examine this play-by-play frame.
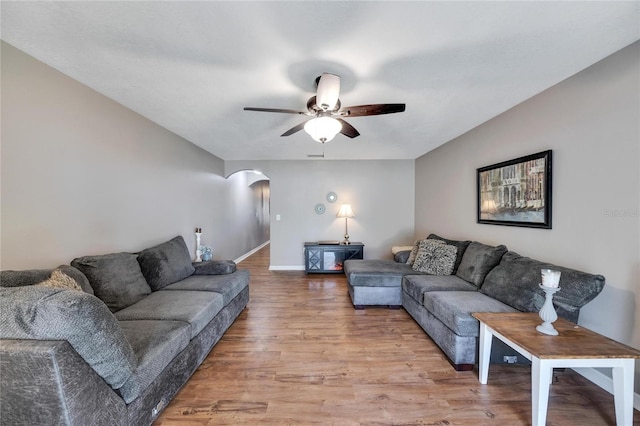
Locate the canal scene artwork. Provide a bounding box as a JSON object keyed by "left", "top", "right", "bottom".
{"left": 477, "top": 150, "right": 552, "bottom": 229}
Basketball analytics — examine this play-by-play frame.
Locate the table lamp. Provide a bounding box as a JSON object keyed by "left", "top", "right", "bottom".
{"left": 336, "top": 204, "right": 355, "bottom": 245}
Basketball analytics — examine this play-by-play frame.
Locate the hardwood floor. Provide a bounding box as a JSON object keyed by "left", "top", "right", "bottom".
{"left": 155, "top": 244, "right": 638, "bottom": 425}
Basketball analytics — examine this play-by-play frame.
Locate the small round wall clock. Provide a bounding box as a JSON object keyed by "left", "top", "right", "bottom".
{"left": 315, "top": 203, "right": 326, "bottom": 215}
{"left": 326, "top": 192, "right": 338, "bottom": 203}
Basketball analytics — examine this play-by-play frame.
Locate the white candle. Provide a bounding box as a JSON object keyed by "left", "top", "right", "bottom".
{"left": 541, "top": 269, "right": 561, "bottom": 288}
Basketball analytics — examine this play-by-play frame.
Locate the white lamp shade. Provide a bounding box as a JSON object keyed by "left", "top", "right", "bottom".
{"left": 304, "top": 117, "right": 342, "bottom": 143}
{"left": 337, "top": 204, "right": 355, "bottom": 218}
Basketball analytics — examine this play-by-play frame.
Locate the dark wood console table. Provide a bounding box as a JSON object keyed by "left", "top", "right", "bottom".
{"left": 304, "top": 242, "right": 364, "bottom": 274}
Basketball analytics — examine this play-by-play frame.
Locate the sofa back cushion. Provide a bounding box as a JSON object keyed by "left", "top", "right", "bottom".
{"left": 480, "top": 251, "right": 605, "bottom": 322}
{"left": 0, "top": 286, "right": 136, "bottom": 389}
{"left": 0, "top": 265, "right": 94, "bottom": 295}
{"left": 455, "top": 241, "right": 507, "bottom": 287}
{"left": 427, "top": 234, "right": 472, "bottom": 274}
{"left": 71, "top": 253, "right": 151, "bottom": 312}
{"left": 137, "top": 236, "right": 195, "bottom": 291}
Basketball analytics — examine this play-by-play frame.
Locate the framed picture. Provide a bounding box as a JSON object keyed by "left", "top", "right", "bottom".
{"left": 477, "top": 150, "right": 552, "bottom": 229}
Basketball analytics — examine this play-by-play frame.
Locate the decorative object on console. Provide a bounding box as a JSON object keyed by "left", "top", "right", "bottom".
{"left": 200, "top": 245, "right": 213, "bottom": 261}
{"left": 194, "top": 228, "right": 202, "bottom": 262}
{"left": 477, "top": 150, "right": 552, "bottom": 229}
{"left": 537, "top": 269, "right": 562, "bottom": 335}
{"left": 336, "top": 204, "right": 355, "bottom": 245}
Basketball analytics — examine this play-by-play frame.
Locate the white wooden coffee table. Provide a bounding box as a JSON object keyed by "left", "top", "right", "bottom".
{"left": 473, "top": 312, "right": 640, "bottom": 426}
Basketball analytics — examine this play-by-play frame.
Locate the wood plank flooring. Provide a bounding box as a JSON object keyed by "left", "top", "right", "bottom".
{"left": 154, "top": 244, "right": 639, "bottom": 425}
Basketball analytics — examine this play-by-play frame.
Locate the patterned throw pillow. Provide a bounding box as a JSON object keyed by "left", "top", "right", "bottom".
{"left": 33, "top": 269, "right": 82, "bottom": 291}
{"left": 411, "top": 239, "right": 443, "bottom": 270}
{"left": 412, "top": 239, "right": 458, "bottom": 275}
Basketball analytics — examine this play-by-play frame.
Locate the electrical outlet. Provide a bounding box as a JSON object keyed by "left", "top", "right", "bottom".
{"left": 503, "top": 355, "right": 518, "bottom": 364}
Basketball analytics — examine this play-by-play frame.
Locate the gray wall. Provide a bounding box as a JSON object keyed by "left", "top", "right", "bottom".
{"left": 415, "top": 42, "right": 639, "bottom": 391}
{"left": 226, "top": 160, "right": 415, "bottom": 268}
{"left": 1, "top": 41, "right": 267, "bottom": 268}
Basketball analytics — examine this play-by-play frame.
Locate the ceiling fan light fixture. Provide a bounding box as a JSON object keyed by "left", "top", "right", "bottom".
{"left": 316, "top": 73, "right": 341, "bottom": 111}
{"left": 304, "top": 116, "right": 342, "bottom": 143}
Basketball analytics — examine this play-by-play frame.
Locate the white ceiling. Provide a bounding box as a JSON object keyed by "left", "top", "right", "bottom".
{"left": 2, "top": 1, "right": 638, "bottom": 161}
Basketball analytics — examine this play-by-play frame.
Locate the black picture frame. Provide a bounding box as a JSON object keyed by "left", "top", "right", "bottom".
{"left": 477, "top": 150, "right": 552, "bottom": 229}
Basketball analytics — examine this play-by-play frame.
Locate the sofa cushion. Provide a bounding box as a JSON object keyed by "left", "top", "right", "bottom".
{"left": 162, "top": 269, "right": 249, "bottom": 306}
{"left": 71, "top": 253, "right": 151, "bottom": 312}
{"left": 0, "top": 286, "right": 136, "bottom": 389}
{"left": 137, "top": 236, "right": 195, "bottom": 291}
{"left": 402, "top": 275, "right": 477, "bottom": 304}
{"left": 455, "top": 242, "right": 507, "bottom": 287}
{"left": 427, "top": 234, "right": 472, "bottom": 274}
{"left": 0, "top": 265, "right": 94, "bottom": 295}
{"left": 344, "top": 259, "right": 422, "bottom": 287}
{"left": 117, "top": 320, "right": 191, "bottom": 404}
{"left": 422, "top": 291, "right": 518, "bottom": 337}
{"left": 114, "top": 290, "right": 224, "bottom": 338}
{"left": 192, "top": 260, "right": 237, "bottom": 276}
{"left": 412, "top": 239, "right": 457, "bottom": 275}
{"left": 480, "top": 251, "right": 605, "bottom": 321}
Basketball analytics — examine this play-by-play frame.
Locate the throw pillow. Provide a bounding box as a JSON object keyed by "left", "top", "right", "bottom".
{"left": 412, "top": 239, "right": 457, "bottom": 275}
{"left": 391, "top": 245, "right": 414, "bottom": 256}
{"left": 137, "top": 236, "right": 196, "bottom": 291}
{"left": 71, "top": 252, "right": 151, "bottom": 312}
{"left": 427, "top": 234, "right": 472, "bottom": 274}
{"left": 406, "top": 240, "right": 422, "bottom": 266}
{"left": 394, "top": 250, "right": 411, "bottom": 264}
{"left": 33, "top": 269, "right": 82, "bottom": 291}
{"left": 455, "top": 241, "right": 508, "bottom": 287}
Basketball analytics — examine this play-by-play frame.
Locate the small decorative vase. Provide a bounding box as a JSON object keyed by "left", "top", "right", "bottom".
{"left": 536, "top": 284, "right": 560, "bottom": 335}
{"left": 202, "top": 252, "right": 212, "bottom": 261}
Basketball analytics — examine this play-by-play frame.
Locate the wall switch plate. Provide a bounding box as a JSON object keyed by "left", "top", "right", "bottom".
{"left": 276, "top": 214, "right": 281, "bottom": 221}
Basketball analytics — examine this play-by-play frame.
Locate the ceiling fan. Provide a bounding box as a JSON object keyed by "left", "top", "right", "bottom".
{"left": 244, "top": 73, "right": 406, "bottom": 143}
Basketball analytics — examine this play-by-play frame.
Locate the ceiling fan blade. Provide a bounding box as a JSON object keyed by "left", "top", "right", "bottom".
{"left": 244, "top": 107, "right": 307, "bottom": 115}
{"left": 281, "top": 120, "right": 309, "bottom": 137}
{"left": 337, "top": 119, "right": 360, "bottom": 138}
{"left": 316, "top": 73, "right": 340, "bottom": 111}
{"left": 340, "top": 103, "right": 406, "bottom": 117}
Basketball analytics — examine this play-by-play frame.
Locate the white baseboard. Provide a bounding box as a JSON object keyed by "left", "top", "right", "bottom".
{"left": 572, "top": 367, "right": 640, "bottom": 411}
{"left": 268, "top": 265, "right": 305, "bottom": 271}
{"left": 234, "top": 240, "right": 270, "bottom": 264}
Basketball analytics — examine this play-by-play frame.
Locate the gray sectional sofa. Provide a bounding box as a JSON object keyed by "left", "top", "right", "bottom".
{"left": 0, "top": 236, "right": 250, "bottom": 425}
{"left": 344, "top": 234, "right": 605, "bottom": 370}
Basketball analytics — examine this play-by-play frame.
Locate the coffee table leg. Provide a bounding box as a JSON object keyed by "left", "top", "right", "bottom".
{"left": 478, "top": 322, "right": 492, "bottom": 384}
{"left": 531, "top": 357, "right": 551, "bottom": 426}
{"left": 612, "top": 359, "right": 634, "bottom": 426}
